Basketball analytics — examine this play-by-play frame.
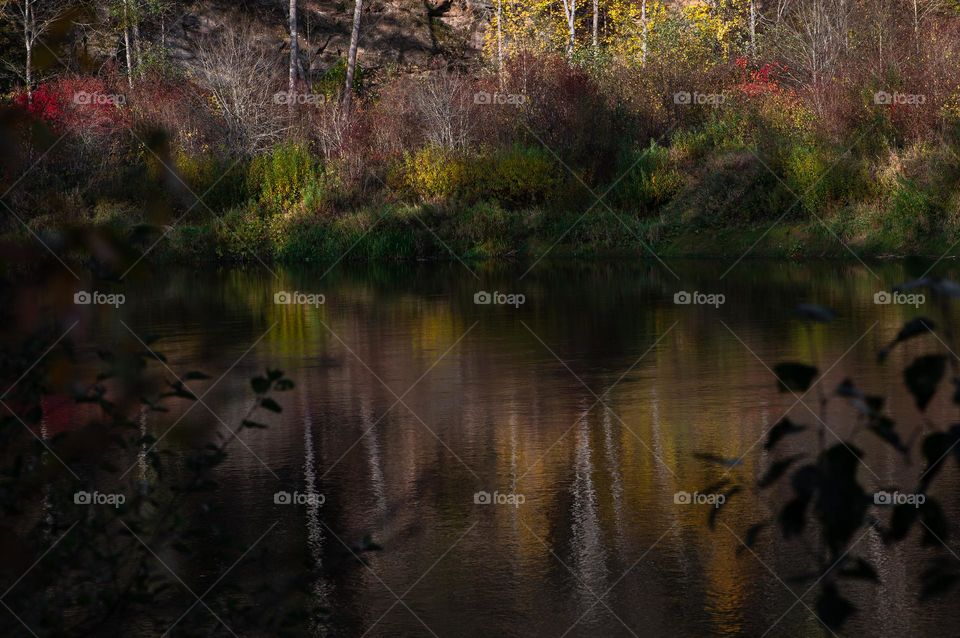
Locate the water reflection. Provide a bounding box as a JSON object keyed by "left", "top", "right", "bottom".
{"left": 63, "top": 259, "right": 960, "bottom": 636}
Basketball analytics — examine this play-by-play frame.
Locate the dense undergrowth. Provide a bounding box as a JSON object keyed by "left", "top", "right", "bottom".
{"left": 5, "top": 38, "right": 960, "bottom": 263}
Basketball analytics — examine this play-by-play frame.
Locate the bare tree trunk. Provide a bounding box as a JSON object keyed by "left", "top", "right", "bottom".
{"left": 24, "top": 0, "right": 33, "bottom": 102}
{"left": 497, "top": 0, "right": 503, "bottom": 79}
{"left": 288, "top": 0, "right": 299, "bottom": 95}
{"left": 123, "top": 0, "right": 134, "bottom": 88}
{"left": 641, "top": 0, "right": 648, "bottom": 64}
{"left": 592, "top": 0, "right": 598, "bottom": 48}
{"left": 132, "top": 0, "right": 143, "bottom": 78}
{"left": 750, "top": 0, "right": 757, "bottom": 57}
{"left": 561, "top": 0, "right": 576, "bottom": 57}
{"left": 343, "top": 0, "right": 363, "bottom": 111}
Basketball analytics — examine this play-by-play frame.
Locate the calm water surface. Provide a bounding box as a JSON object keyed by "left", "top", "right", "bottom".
{"left": 65, "top": 259, "right": 960, "bottom": 636}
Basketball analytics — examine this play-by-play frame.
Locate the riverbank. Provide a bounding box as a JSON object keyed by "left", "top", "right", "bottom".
{"left": 142, "top": 203, "right": 958, "bottom": 264}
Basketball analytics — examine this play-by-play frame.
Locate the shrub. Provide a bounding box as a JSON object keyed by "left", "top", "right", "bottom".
{"left": 393, "top": 146, "right": 470, "bottom": 203}
{"left": 390, "top": 145, "right": 558, "bottom": 208}
{"left": 670, "top": 109, "right": 747, "bottom": 161}
{"left": 882, "top": 177, "right": 933, "bottom": 242}
{"left": 91, "top": 199, "right": 143, "bottom": 228}
{"left": 248, "top": 143, "right": 324, "bottom": 214}
{"left": 611, "top": 141, "right": 683, "bottom": 212}
{"left": 175, "top": 151, "right": 250, "bottom": 212}
{"left": 313, "top": 58, "right": 364, "bottom": 101}
{"left": 214, "top": 203, "right": 274, "bottom": 260}
{"left": 782, "top": 143, "right": 832, "bottom": 213}
{"left": 475, "top": 146, "right": 560, "bottom": 208}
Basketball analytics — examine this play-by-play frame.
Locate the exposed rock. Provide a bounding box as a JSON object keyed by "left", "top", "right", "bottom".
{"left": 78, "top": 0, "right": 487, "bottom": 81}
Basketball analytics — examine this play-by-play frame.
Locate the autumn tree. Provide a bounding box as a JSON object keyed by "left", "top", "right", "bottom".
{"left": 3, "top": 0, "right": 74, "bottom": 100}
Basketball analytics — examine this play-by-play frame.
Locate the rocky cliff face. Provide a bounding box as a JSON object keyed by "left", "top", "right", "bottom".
{"left": 84, "top": 1, "right": 490, "bottom": 81}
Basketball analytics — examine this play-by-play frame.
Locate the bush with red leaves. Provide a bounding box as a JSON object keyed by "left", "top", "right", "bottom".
{"left": 12, "top": 77, "right": 130, "bottom": 137}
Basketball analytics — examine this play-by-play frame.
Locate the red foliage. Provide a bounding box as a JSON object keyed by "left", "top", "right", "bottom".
{"left": 12, "top": 77, "right": 131, "bottom": 134}
{"left": 12, "top": 84, "right": 66, "bottom": 126}
{"left": 734, "top": 59, "right": 789, "bottom": 97}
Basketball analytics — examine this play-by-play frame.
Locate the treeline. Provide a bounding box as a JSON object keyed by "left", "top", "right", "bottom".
{"left": 3, "top": 0, "right": 960, "bottom": 260}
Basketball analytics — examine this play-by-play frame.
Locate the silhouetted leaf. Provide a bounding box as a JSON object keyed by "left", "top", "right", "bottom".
{"left": 921, "top": 499, "right": 948, "bottom": 546}
{"left": 921, "top": 431, "right": 953, "bottom": 488}
{"left": 838, "top": 556, "right": 878, "bottom": 581}
{"left": 251, "top": 377, "right": 270, "bottom": 394}
{"left": 774, "top": 363, "right": 818, "bottom": 393}
{"left": 708, "top": 486, "right": 741, "bottom": 530}
{"left": 356, "top": 534, "right": 383, "bottom": 552}
{"left": 242, "top": 420, "right": 269, "bottom": 429}
{"left": 184, "top": 371, "right": 211, "bottom": 381}
{"left": 816, "top": 583, "right": 855, "bottom": 630}
{"left": 836, "top": 378, "right": 863, "bottom": 399}
{"left": 765, "top": 418, "right": 806, "bottom": 450}
{"left": 904, "top": 354, "right": 946, "bottom": 411}
{"left": 260, "top": 398, "right": 282, "bottom": 413}
{"left": 921, "top": 563, "right": 960, "bottom": 600}
{"left": 879, "top": 317, "right": 936, "bottom": 362}
{"left": 796, "top": 304, "right": 835, "bottom": 323}
{"left": 694, "top": 453, "right": 743, "bottom": 468}
{"left": 886, "top": 503, "right": 919, "bottom": 542}
{"left": 736, "top": 522, "right": 767, "bottom": 555}
{"left": 780, "top": 496, "right": 810, "bottom": 537}
{"left": 791, "top": 464, "right": 820, "bottom": 498}
{"left": 896, "top": 277, "right": 960, "bottom": 298}
{"left": 867, "top": 416, "right": 907, "bottom": 455}
{"left": 760, "top": 455, "right": 804, "bottom": 488}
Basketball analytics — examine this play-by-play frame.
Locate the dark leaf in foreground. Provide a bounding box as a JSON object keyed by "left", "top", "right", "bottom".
{"left": 796, "top": 304, "right": 836, "bottom": 323}
{"left": 774, "top": 363, "right": 818, "bottom": 393}
{"left": 708, "top": 486, "right": 741, "bottom": 530}
{"left": 921, "top": 564, "right": 960, "bottom": 600}
{"left": 879, "top": 317, "right": 936, "bottom": 362}
{"left": 921, "top": 499, "right": 948, "bottom": 546}
{"left": 896, "top": 277, "right": 960, "bottom": 298}
{"left": 759, "top": 455, "right": 804, "bottom": 488}
{"left": 765, "top": 418, "right": 806, "bottom": 450}
{"left": 836, "top": 378, "right": 863, "bottom": 399}
{"left": 251, "top": 376, "right": 270, "bottom": 394}
{"left": 886, "top": 503, "right": 919, "bottom": 542}
{"left": 694, "top": 453, "right": 743, "bottom": 468}
{"left": 867, "top": 416, "right": 907, "bottom": 455}
{"left": 260, "top": 398, "right": 282, "bottom": 413}
{"left": 779, "top": 496, "right": 810, "bottom": 537}
{"left": 736, "top": 522, "right": 767, "bottom": 555}
{"left": 838, "top": 556, "right": 878, "bottom": 582}
{"left": 921, "top": 431, "right": 953, "bottom": 487}
{"left": 816, "top": 583, "right": 855, "bottom": 630}
{"left": 904, "top": 354, "right": 947, "bottom": 412}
